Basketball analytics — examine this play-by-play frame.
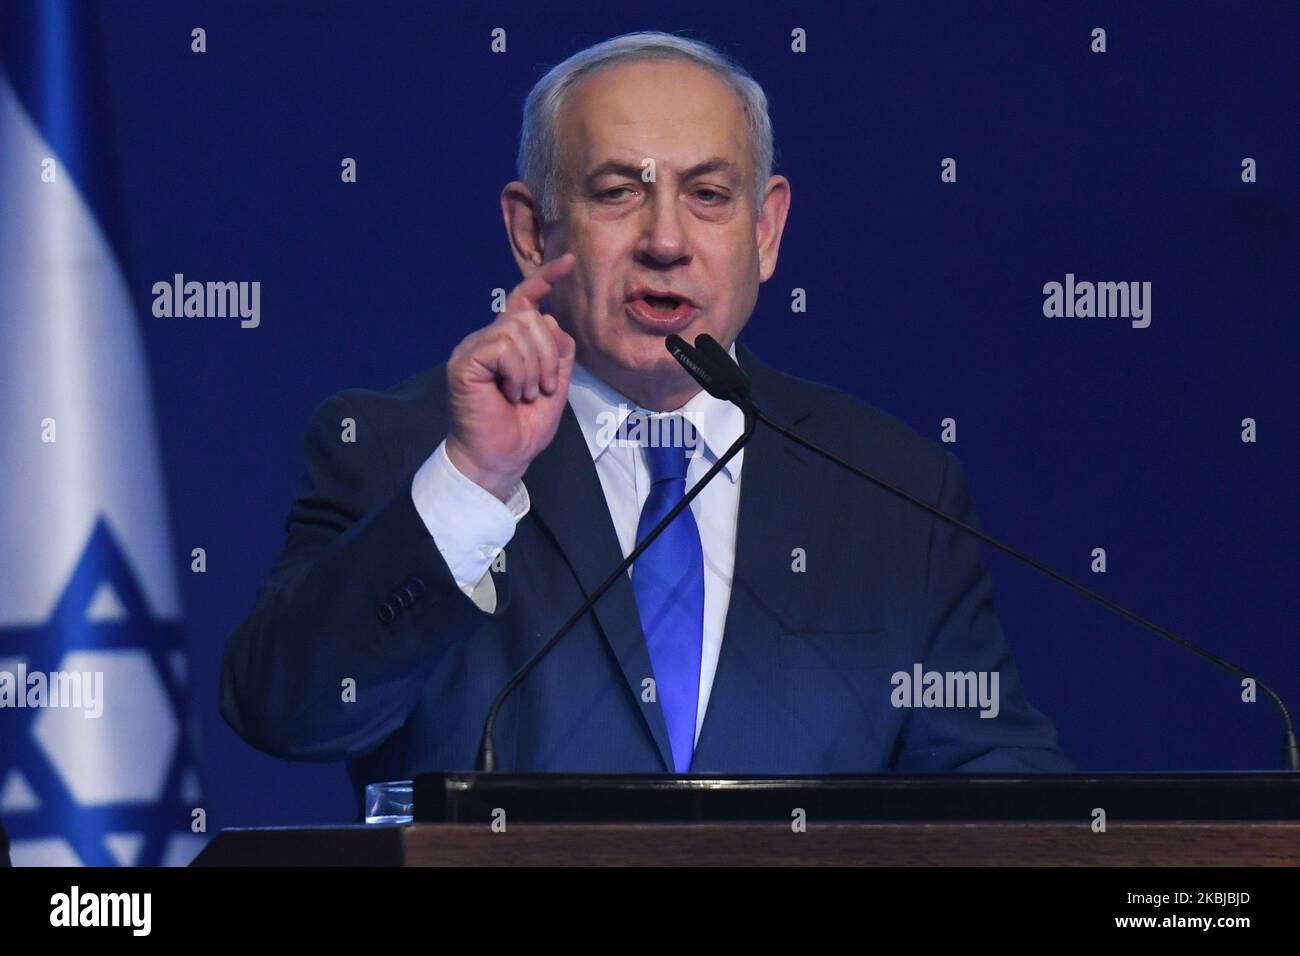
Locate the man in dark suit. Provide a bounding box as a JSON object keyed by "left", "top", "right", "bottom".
{"left": 220, "top": 32, "right": 1072, "bottom": 797}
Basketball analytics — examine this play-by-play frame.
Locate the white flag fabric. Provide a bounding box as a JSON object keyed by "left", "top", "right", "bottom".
{"left": 0, "top": 2, "right": 204, "bottom": 866}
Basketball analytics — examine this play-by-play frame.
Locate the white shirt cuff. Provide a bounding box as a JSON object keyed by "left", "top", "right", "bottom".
{"left": 411, "top": 439, "right": 529, "bottom": 599}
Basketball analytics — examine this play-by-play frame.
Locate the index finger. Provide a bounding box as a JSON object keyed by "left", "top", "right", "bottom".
{"left": 504, "top": 252, "right": 576, "bottom": 313}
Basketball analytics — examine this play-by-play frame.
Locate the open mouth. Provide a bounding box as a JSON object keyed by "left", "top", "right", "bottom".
{"left": 626, "top": 291, "right": 696, "bottom": 330}
{"left": 643, "top": 294, "right": 681, "bottom": 313}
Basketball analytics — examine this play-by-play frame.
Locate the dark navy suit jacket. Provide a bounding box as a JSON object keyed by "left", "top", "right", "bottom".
{"left": 220, "top": 342, "right": 1073, "bottom": 802}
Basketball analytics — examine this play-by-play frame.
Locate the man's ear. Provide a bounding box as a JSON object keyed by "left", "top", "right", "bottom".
{"left": 501, "top": 181, "right": 546, "bottom": 273}
{"left": 755, "top": 175, "right": 791, "bottom": 283}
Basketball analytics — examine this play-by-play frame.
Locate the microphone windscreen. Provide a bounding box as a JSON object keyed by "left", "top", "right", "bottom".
{"left": 666, "top": 334, "right": 728, "bottom": 399}
{"left": 693, "top": 333, "right": 752, "bottom": 400}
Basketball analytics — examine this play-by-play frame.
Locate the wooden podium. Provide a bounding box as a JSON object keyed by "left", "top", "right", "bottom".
{"left": 193, "top": 772, "right": 1300, "bottom": 866}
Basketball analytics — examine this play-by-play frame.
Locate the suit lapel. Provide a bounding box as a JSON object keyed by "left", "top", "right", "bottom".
{"left": 523, "top": 403, "right": 675, "bottom": 771}
{"left": 693, "top": 344, "right": 816, "bottom": 765}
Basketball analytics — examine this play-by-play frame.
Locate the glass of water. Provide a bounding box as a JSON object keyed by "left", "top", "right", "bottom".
{"left": 364, "top": 780, "right": 414, "bottom": 824}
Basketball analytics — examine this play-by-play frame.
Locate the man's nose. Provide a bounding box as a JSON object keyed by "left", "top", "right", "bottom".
{"left": 637, "top": 194, "right": 690, "bottom": 265}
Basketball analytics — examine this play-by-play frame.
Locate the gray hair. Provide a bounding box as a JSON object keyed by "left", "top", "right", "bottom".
{"left": 517, "top": 31, "right": 775, "bottom": 223}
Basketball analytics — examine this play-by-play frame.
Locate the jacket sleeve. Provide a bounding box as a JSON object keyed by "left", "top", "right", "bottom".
{"left": 219, "top": 392, "right": 511, "bottom": 761}
{"left": 891, "top": 451, "right": 1077, "bottom": 773}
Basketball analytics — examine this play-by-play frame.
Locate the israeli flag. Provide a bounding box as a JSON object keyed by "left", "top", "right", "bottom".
{"left": 0, "top": 1, "right": 204, "bottom": 866}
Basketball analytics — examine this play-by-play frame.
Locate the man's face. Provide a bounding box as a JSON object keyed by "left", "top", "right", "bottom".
{"left": 536, "top": 58, "right": 787, "bottom": 408}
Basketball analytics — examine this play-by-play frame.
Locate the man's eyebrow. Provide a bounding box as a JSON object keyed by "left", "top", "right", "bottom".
{"left": 585, "top": 156, "right": 742, "bottom": 182}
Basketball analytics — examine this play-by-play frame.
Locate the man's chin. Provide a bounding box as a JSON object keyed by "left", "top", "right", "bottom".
{"left": 610, "top": 342, "right": 695, "bottom": 379}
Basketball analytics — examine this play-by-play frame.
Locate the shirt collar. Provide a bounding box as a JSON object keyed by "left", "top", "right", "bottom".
{"left": 567, "top": 343, "right": 745, "bottom": 483}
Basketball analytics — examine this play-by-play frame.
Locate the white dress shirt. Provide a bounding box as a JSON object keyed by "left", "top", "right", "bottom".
{"left": 411, "top": 349, "right": 746, "bottom": 747}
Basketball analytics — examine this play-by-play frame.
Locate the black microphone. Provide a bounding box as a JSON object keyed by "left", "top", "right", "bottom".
{"left": 666, "top": 333, "right": 751, "bottom": 407}
{"left": 680, "top": 333, "right": 1300, "bottom": 771}
{"left": 474, "top": 346, "right": 757, "bottom": 771}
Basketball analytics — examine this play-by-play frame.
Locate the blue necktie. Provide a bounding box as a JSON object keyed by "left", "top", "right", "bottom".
{"left": 632, "top": 421, "right": 705, "bottom": 773}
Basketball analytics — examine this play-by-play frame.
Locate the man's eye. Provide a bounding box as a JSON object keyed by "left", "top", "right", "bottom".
{"left": 600, "top": 187, "right": 635, "bottom": 201}
{"left": 695, "top": 189, "right": 729, "bottom": 204}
